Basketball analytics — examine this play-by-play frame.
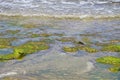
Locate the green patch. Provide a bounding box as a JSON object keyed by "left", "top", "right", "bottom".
{"left": 63, "top": 45, "right": 97, "bottom": 53}
{"left": 96, "top": 56, "right": 120, "bottom": 72}
{"left": 21, "top": 23, "right": 37, "bottom": 28}
{"left": 78, "top": 46, "right": 98, "bottom": 53}
{"left": 6, "top": 30, "right": 20, "bottom": 34}
{"left": 30, "top": 33, "right": 64, "bottom": 38}
{"left": 39, "top": 33, "right": 52, "bottom": 37}
{"left": 63, "top": 46, "right": 78, "bottom": 53}
{"left": 0, "top": 41, "right": 49, "bottom": 61}
{"left": 31, "top": 34, "right": 40, "bottom": 38}
{"left": 102, "top": 44, "right": 120, "bottom": 52}
{"left": 58, "top": 37, "right": 76, "bottom": 42}
{"left": 109, "top": 66, "right": 120, "bottom": 72}
{"left": 0, "top": 38, "right": 16, "bottom": 49}
{"left": 53, "top": 33, "right": 64, "bottom": 37}
{"left": 3, "top": 77, "right": 21, "bottom": 80}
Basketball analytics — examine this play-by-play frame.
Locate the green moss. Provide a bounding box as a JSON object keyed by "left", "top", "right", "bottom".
{"left": 63, "top": 46, "right": 78, "bottom": 53}
{"left": 21, "top": 23, "right": 37, "bottom": 28}
{"left": 39, "top": 33, "right": 52, "bottom": 37}
{"left": 96, "top": 56, "right": 120, "bottom": 72}
{"left": 0, "top": 38, "right": 16, "bottom": 49}
{"left": 58, "top": 37, "right": 76, "bottom": 42}
{"left": 0, "top": 41, "right": 49, "bottom": 61}
{"left": 6, "top": 30, "right": 20, "bottom": 34}
{"left": 3, "top": 77, "right": 21, "bottom": 80}
{"left": 31, "top": 34, "right": 40, "bottom": 38}
{"left": 53, "top": 33, "right": 64, "bottom": 37}
{"left": 78, "top": 46, "right": 98, "bottom": 53}
{"left": 109, "top": 66, "right": 120, "bottom": 72}
{"left": 14, "top": 41, "right": 49, "bottom": 54}
{"left": 102, "top": 44, "right": 120, "bottom": 52}
{"left": 96, "top": 56, "right": 120, "bottom": 65}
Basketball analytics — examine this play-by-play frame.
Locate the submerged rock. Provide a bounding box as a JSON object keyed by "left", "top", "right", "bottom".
{"left": 96, "top": 56, "right": 120, "bottom": 72}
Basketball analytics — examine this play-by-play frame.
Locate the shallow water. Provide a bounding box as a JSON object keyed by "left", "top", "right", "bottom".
{"left": 0, "top": 0, "right": 120, "bottom": 18}
{"left": 0, "top": 16, "right": 120, "bottom": 80}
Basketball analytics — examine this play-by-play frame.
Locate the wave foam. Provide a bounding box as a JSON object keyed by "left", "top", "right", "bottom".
{"left": 0, "top": 72, "right": 17, "bottom": 78}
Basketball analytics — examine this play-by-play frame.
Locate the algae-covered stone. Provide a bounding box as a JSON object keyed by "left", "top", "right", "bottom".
{"left": 96, "top": 56, "right": 120, "bottom": 65}
{"left": 0, "top": 41, "right": 49, "bottom": 61}
{"left": 58, "top": 37, "right": 76, "bottom": 42}
{"left": 39, "top": 33, "right": 52, "bottom": 37}
{"left": 30, "top": 33, "right": 51, "bottom": 38}
{"left": 6, "top": 30, "right": 20, "bottom": 34}
{"left": 14, "top": 41, "right": 49, "bottom": 54}
{"left": 78, "top": 46, "right": 98, "bottom": 53}
{"left": 21, "top": 23, "right": 37, "bottom": 28}
{"left": 102, "top": 44, "right": 120, "bottom": 52}
{"left": 0, "top": 38, "right": 16, "bottom": 49}
{"left": 96, "top": 56, "right": 120, "bottom": 72}
{"left": 3, "top": 77, "right": 21, "bottom": 80}
{"left": 109, "top": 66, "right": 120, "bottom": 72}
{"left": 31, "top": 34, "right": 40, "bottom": 38}
{"left": 63, "top": 46, "right": 78, "bottom": 53}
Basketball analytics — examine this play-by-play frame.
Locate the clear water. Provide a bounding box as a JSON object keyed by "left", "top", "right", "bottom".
{"left": 0, "top": 0, "right": 120, "bottom": 80}
{"left": 0, "top": 17, "right": 120, "bottom": 80}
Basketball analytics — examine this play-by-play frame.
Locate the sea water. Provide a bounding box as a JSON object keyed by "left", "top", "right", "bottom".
{"left": 0, "top": 0, "right": 120, "bottom": 80}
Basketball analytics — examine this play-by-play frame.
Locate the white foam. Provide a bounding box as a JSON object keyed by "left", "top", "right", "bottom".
{"left": 86, "top": 62, "right": 94, "bottom": 72}
{"left": 0, "top": 72, "right": 17, "bottom": 78}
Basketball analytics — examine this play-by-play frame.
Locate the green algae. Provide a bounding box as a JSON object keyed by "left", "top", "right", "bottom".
{"left": 6, "top": 30, "right": 20, "bottom": 34}
{"left": 39, "top": 33, "right": 52, "bottom": 37}
{"left": 31, "top": 34, "right": 40, "bottom": 38}
{"left": 30, "top": 33, "right": 64, "bottom": 38}
{"left": 96, "top": 56, "right": 120, "bottom": 72}
{"left": 3, "top": 77, "right": 21, "bottom": 80}
{"left": 58, "top": 37, "right": 76, "bottom": 42}
{"left": 78, "top": 46, "right": 98, "bottom": 53}
{"left": 96, "top": 56, "right": 120, "bottom": 65}
{"left": 0, "top": 41, "right": 49, "bottom": 61}
{"left": 63, "top": 46, "right": 78, "bottom": 53}
{"left": 102, "top": 44, "right": 120, "bottom": 52}
{"left": 63, "top": 45, "right": 97, "bottom": 53}
{"left": 0, "top": 38, "right": 16, "bottom": 49}
{"left": 21, "top": 23, "right": 37, "bottom": 28}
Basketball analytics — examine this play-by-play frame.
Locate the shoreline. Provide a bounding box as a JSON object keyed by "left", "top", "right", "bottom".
{"left": 0, "top": 13, "right": 120, "bottom": 20}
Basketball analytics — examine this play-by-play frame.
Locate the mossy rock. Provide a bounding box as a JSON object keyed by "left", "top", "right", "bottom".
{"left": 0, "top": 41, "right": 49, "bottom": 61}
{"left": 63, "top": 46, "right": 78, "bottom": 53}
{"left": 109, "top": 66, "right": 120, "bottom": 72}
{"left": 39, "top": 33, "right": 52, "bottom": 37}
{"left": 58, "top": 37, "right": 76, "bottom": 42}
{"left": 96, "top": 56, "right": 120, "bottom": 65}
{"left": 3, "top": 77, "right": 21, "bottom": 80}
{"left": 102, "top": 44, "right": 120, "bottom": 52}
{"left": 14, "top": 41, "right": 49, "bottom": 54}
{"left": 0, "top": 38, "right": 16, "bottom": 49}
{"left": 96, "top": 56, "right": 120, "bottom": 72}
{"left": 31, "top": 34, "right": 40, "bottom": 38}
{"left": 6, "top": 30, "right": 20, "bottom": 34}
{"left": 53, "top": 33, "right": 64, "bottom": 37}
{"left": 78, "top": 46, "right": 98, "bottom": 53}
{"left": 21, "top": 23, "right": 37, "bottom": 28}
